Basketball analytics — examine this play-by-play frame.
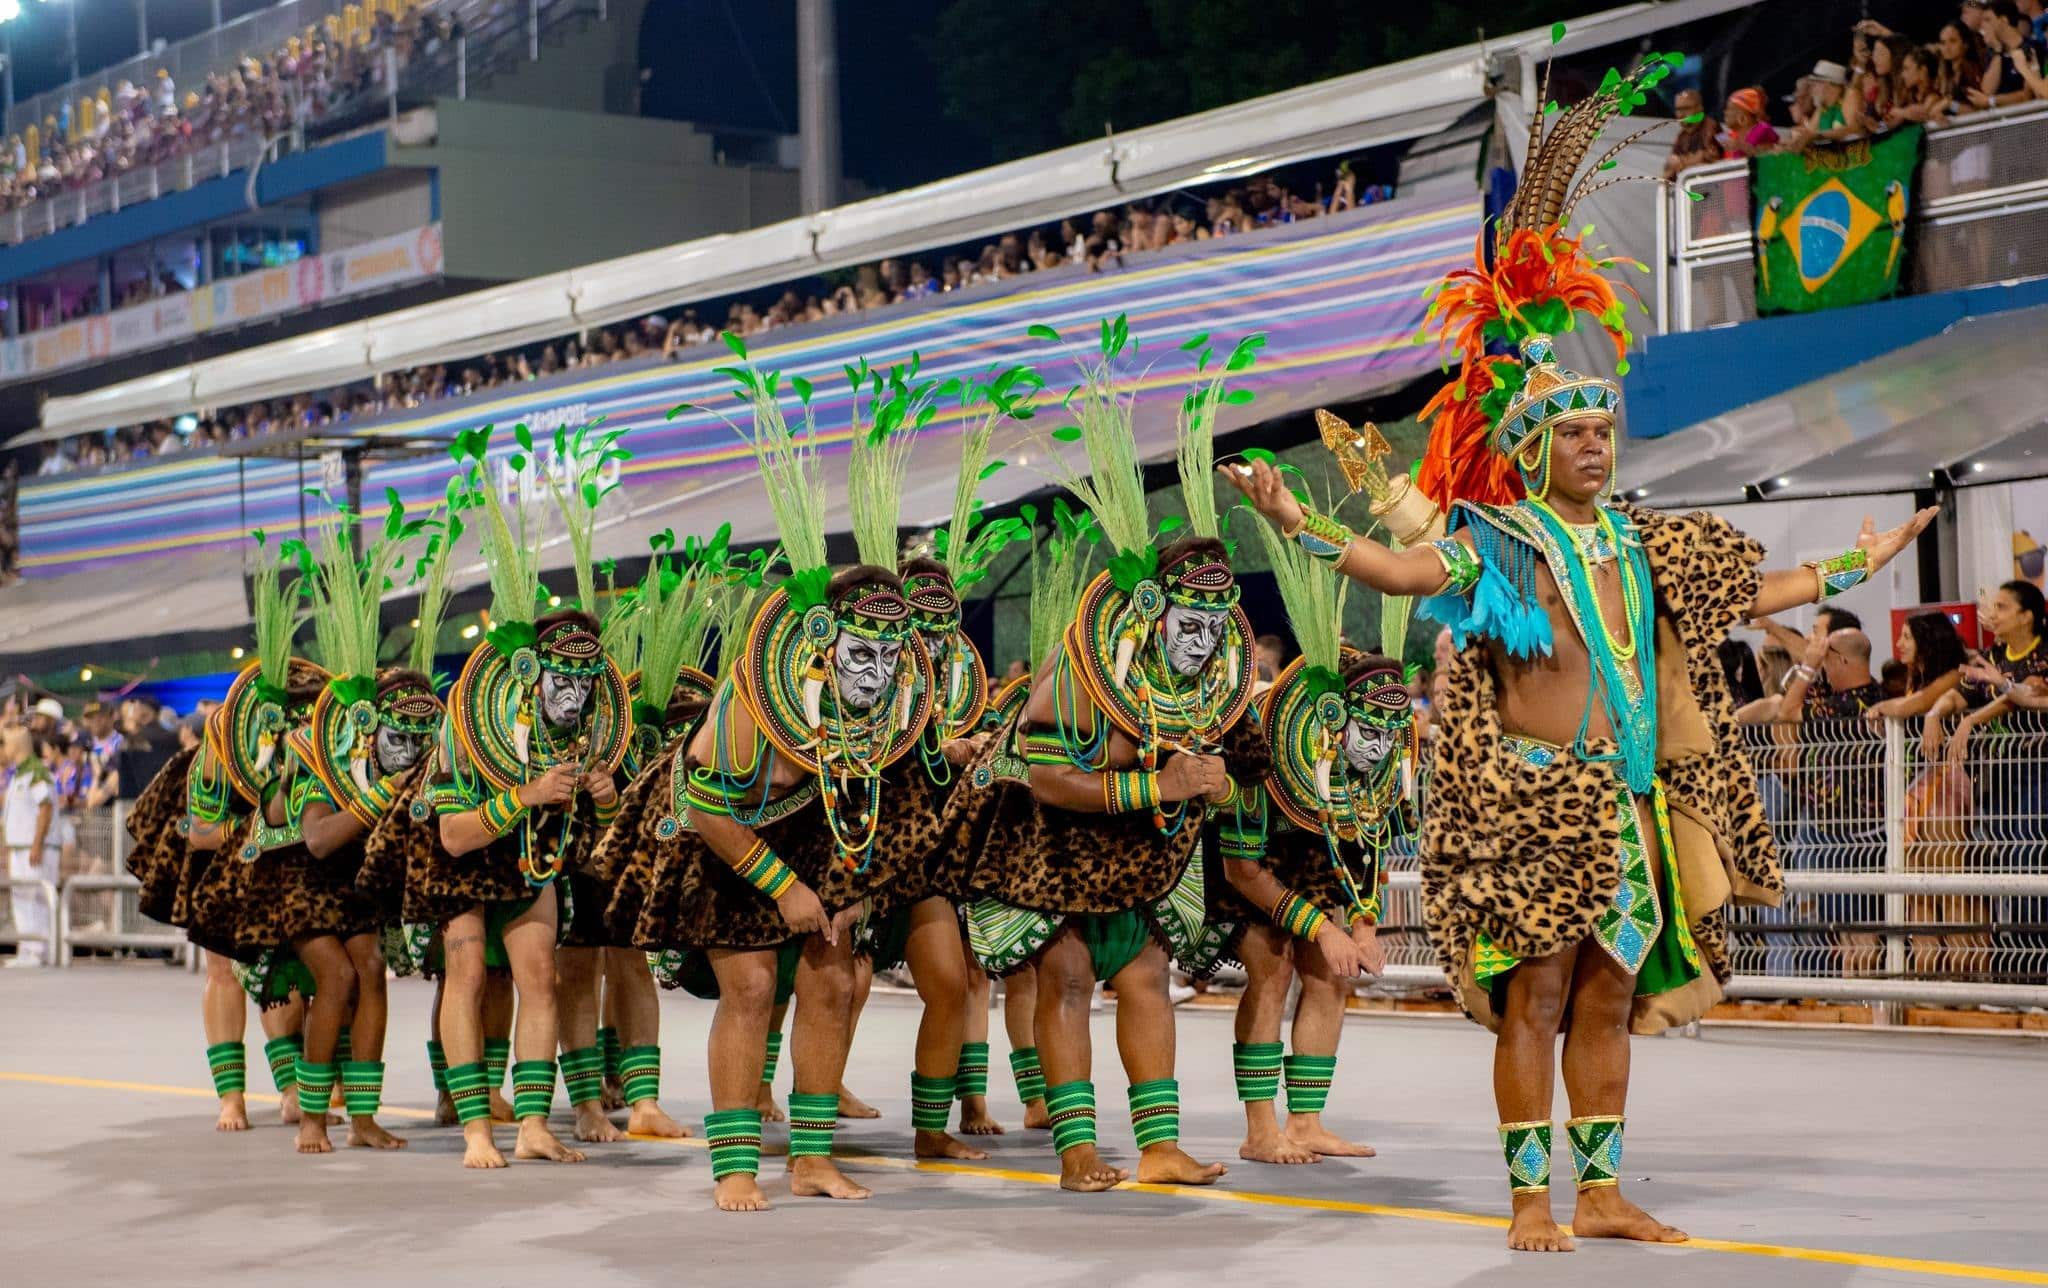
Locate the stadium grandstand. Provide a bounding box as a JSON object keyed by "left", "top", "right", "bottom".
{"left": 0, "top": 3, "right": 2043, "bottom": 1283}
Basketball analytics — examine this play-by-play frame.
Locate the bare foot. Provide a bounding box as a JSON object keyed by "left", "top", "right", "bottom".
{"left": 914, "top": 1128, "right": 990, "bottom": 1161}
{"left": 1135, "top": 1143, "right": 1227, "bottom": 1186}
{"left": 436, "top": 1092, "right": 458, "bottom": 1126}
{"left": 514, "top": 1118, "right": 588, "bottom": 1163}
{"left": 461, "top": 1121, "right": 507, "bottom": 1169}
{"left": 602, "top": 1076, "right": 626, "bottom": 1113}
{"left": 626, "top": 1101, "right": 692, "bottom": 1138}
{"left": 216, "top": 1095, "right": 250, "bottom": 1132}
{"left": 295, "top": 1114, "right": 333, "bottom": 1155}
{"left": 488, "top": 1089, "right": 516, "bottom": 1124}
{"left": 789, "top": 1155, "right": 871, "bottom": 1200}
{"left": 1572, "top": 1188, "right": 1688, "bottom": 1244}
{"left": 280, "top": 1096, "right": 301, "bottom": 1126}
{"left": 957, "top": 1095, "right": 1005, "bottom": 1136}
{"left": 573, "top": 1101, "right": 628, "bottom": 1144}
{"left": 714, "top": 1174, "right": 771, "bottom": 1212}
{"left": 1239, "top": 1128, "right": 1321, "bottom": 1165}
{"left": 756, "top": 1085, "right": 785, "bottom": 1124}
{"left": 836, "top": 1085, "right": 881, "bottom": 1119}
{"left": 1285, "top": 1115, "right": 1377, "bottom": 1158}
{"left": 329, "top": 1084, "right": 347, "bottom": 1113}
{"left": 1022, "top": 1097, "right": 1051, "bottom": 1130}
{"left": 1058, "top": 1144, "right": 1128, "bottom": 1192}
{"left": 1507, "top": 1194, "right": 1575, "bottom": 1252}
{"left": 347, "top": 1117, "right": 409, "bottom": 1150}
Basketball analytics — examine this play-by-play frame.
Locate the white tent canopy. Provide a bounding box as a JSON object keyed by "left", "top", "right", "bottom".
{"left": 1622, "top": 305, "right": 2048, "bottom": 507}
{"left": 26, "top": 0, "right": 1758, "bottom": 443}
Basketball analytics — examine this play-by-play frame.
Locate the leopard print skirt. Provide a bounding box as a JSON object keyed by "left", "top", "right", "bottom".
{"left": 607, "top": 752, "right": 945, "bottom": 953}
{"left": 182, "top": 832, "right": 381, "bottom": 962}
{"left": 124, "top": 746, "right": 198, "bottom": 925}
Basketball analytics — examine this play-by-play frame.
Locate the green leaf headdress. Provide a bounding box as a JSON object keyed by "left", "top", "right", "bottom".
{"left": 542, "top": 418, "right": 632, "bottom": 615}
{"left": 633, "top": 525, "right": 729, "bottom": 718}
{"left": 247, "top": 528, "right": 302, "bottom": 701}
{"left": 1025, "top": 497, "right": 1098, "bottom": 671}
{"left": 933, "top": 363, "right": 1043, "bottom": 593}
{"left": 847, "top": 354, "right": 944, "bottom": 573}
{"left": 447, "top": 424, "right": 545, "bottom": 643}
{"left": 407, "top": 477, "right": 466, "bottom": 680}
{"left": 1245, "top": 469, "right": 1349, "bottom": 691}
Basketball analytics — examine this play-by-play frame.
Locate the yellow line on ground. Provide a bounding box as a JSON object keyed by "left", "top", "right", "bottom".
{"left": 8, "top": 1071, "right": 2045, "bottom": 1285}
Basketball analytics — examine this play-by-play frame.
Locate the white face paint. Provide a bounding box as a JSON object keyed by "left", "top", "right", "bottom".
{"left": 833, "top": 632, "right": 903, "bottom": 712}
{"left": 1342, "top": 717, "right": 1397, "bottom": 776}
{"left": 374, "top": 726, "right": 426, "bottom": 774}
{"left": 919, "top": 629, "right": 951, "bottom": 677}
{"left": 1161, "top": 603, "right": 1229, "bottom": 677}
{"left": 539, "top": 670, "right": 594, "bottom": 728}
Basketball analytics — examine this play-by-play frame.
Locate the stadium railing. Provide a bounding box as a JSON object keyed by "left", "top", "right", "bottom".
{"left": 1666, "top": 100, "right": 2048, "bottom": 332}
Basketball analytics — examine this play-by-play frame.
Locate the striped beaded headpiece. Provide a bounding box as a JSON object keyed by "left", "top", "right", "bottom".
{"left": 1341, "top": 653, "right": 1414, "bottom": 730}
{"left": 1160, "top": 546, "right": 1239, "bottom": 611}
{"left": 535, "top": 613, "right": 609, "bottom": 677}
{"left": 830, "top": 576, "right": 916, "bottom": 644}
{"left": 376, "top": 671, "right": 444, "bottom": 736}
{"left": 900, "top": 563, "right": 962, "bottom": 636}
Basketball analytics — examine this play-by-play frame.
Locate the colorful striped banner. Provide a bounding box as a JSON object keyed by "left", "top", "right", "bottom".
{"left": 17, "top": 196, "right": 1477, "bottom": 579}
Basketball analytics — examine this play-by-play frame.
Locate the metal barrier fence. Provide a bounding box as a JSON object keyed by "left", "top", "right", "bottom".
{"left": 1370, "top": 712, "right": 2048, "bottom": 1013}
{"left": 1667, "top": 101, "right": 2048, "bottom": 333}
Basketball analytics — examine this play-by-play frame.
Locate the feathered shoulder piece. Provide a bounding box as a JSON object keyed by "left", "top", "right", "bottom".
{"left": 1415, "top": 49, "right": 1683, "bottom": 512}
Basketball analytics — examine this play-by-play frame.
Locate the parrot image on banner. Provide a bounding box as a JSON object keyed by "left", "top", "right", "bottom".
{"left": 1884, "top": 180, "right": 1907, "bottom": 279}
{"left": 1756, "top": 194, "right": 1783, "bottom": 296}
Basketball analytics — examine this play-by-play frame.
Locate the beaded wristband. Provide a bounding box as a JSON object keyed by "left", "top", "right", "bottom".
{"left": 1347, "top": 902, "right": 1378, "bottom": 927}
{"left": 1804, "top": 548, "right": 1870, "bottom": 601}
{"left": 593, "top": 794, "right": 621, "bottom": 828}
{"left": 1213, "top": 774, "right": 1240, "bottom": 811}
{"left": 734, "top": 839, "right": 798, "bottom": 899}
{"left": 479, "top": 787, "right": 528, "bottom": 837}
{"left": 1431, "top": 538, "right": 1483, "bottom": 596}
{"left": 1271, "top": 892, "right": 1328, "bottom": 941}
{"left": 1288, "top": 508, "right": 1356, "bottom": 566}
{"left": 1102, "top": 769, "right": 1161, "bottom": 814}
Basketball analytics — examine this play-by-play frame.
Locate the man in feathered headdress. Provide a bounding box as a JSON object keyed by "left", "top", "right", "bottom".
{"left": 1226, "top": 54, "right": 1934, "bottom": 1250}
{"left": 125, "top": 532, "right": 316, "bottom": 1133}
{"left": 605, "top": 339, "right": 944, "bottom": 1211}
{"left": 943, "top": 318, "right": 1268, "bottom": 1192}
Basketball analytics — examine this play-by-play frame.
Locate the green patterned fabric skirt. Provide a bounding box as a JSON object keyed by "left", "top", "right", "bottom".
{"left": 965, "top": 844, "right": 1230, "bottom": 980}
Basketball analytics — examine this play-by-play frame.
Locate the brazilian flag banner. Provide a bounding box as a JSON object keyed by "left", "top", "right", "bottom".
{"left": 1751, "top": 125, "right": 1921, "bottom": 315}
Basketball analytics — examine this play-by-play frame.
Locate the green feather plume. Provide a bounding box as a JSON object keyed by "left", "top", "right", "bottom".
{"left": 936, "top": 364, "right": 1041, "bottom": 590}
{"left": 448, "top": 425, "right": 545, "bottom": 628}
{"left": 248, "top": 530, "right": 302, "bottom": 688}
{"left": 848, "top": 355, "right": 945, "bottom": 571}
{"left": 1030, "top": 316, "right": 1151, "bottom": 560}
{"left": 410, "top": 506, "right": 463, "bottom": 678}
{"left": 543, "top": 419, "right": 631, "bottom": 614}
{"left": 1175, "top": 331, "right": 1265, "bottom": 542}
{"left": 1248, "top": 485, "right": 1348, "bottom": 677}
{"left": 1026, "top": 498, "right": 1098, "bottom": 669}
{"left": 302, "top": 505, "right": 385, "bottom": 682}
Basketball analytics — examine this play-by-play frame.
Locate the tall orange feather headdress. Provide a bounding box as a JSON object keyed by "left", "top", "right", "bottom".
{"left": 1414, "top": 53, "right": 1684, "bottom": 513}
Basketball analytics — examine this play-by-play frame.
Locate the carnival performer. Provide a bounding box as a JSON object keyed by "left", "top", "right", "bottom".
{"left": 603, "top": 340, "right": 942, "bottom": 1211}
{"left": 280, "top": 501, "right": 450, "bottom": 1152}
{"left": 841, "top": 364, "right": 1034, "bottom": 1158}
{"left": 371, "top": 428, "right": 634, "bottom": 1169}
{"left": 941, "top": 319, "right": 1264, "bottom": 1192}
{"left": 1215, "top": 487, "right": 1410, "bottom": 1163}
{"left": 1222, "top": 54, "right": 1934, "bottom": 1251}
{"left": 134, "top": 535, "right": 326, "bottom": 1131}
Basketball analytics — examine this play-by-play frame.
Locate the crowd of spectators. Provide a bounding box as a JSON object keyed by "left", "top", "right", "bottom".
{"left": 1666, "top": 0, "right": 2048, "bottom": 179}
{"left": 0, "top": 459, "right": 17, "bottom": 585}
{"left": 19, "top": 159, "right": 1391, "bottom": 479}
{"left": 1, "top": 686, "right": 203, "bottom": 961}
{"left": 0, "top": 0, "right": 456, "bottom": 218}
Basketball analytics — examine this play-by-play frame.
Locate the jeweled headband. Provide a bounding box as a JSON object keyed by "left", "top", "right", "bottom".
{"left": 537, "top": 621, "right": 609, "bottom": 677}
{"left": 1345, "top": 662, "right": 1413, "bottom": 728}
{"left": 378, "top": 688, "right": 444, "bottom": 736}
{"left": 1161, "top": 552, "right": 1240, "bottom": 610}
{"left": 834, "top": 581, "right": 917, "bottom": 643}
{"left": 1494, "top": 334, "right": 1619, "bottom": 462}
{"left": 900, "top": 567, "right": 963, "bottom": 636}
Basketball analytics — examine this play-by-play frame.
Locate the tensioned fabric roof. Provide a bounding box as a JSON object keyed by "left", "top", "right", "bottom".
{"left": 1621, "top": 305, "right": 2048, "bottom": 507}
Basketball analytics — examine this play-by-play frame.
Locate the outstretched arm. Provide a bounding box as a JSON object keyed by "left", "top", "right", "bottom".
{"left": 1217, "top": 459, "right": 1460, "bottom": 597}
{"left": 1747, "top": 508, "right": 1938, "bottom": 619}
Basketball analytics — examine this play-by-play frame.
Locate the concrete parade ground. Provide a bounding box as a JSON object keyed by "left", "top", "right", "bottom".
{"left": 2, "top": 964, "right": 2043, "bottom": 1288}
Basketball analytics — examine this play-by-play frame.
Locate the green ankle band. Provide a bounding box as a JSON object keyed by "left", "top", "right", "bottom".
{"left": 427, "top": 1040, "right": 448, "bottom": 1094}
{"left": 334, "top": 1027, "right": 352, "bottom": 1066}
{"left": 1283, "top": 1053, "right": 1336, "bottom": 1116}
{"left": 1128, "top": 1078, "right": 1180, "bottom": 1149}
{"left": 484, "top": 1038, "right": 511, "bottom": 1090}
{"left": 206, "top": 1042, "right": 246, "bottom": 1097}
{"left": 1045, "top": 1080, "right": 1097, "bottom": 1155}
{"left": 294, "top": 1059, "right": 337, "bottom": 1117}
{"left": 618, "top": 1045, "right": 661, "bottom": 1106}
{"left": 446, "top": 1061, "right": 493, "bottom": 1125}
{"left": 911, "top": 1072, "right": 957, "bottom": 1132}
{"left": 511, "top": 1060, "right": 556, "bottom": 1121}
{"left": 1567, "top": 1115, "right": 1624, "bottom": 1191}
{"left": 559, "top": 1046, "right": 605, "bottom": 1107}
{"left": 341, "top": 1061, "right": 384, "bottom": 1118}
{"left": 761, "top": 1031, "right": 783, "bottom": 1085}
{"left": 1009, "top": 1047, "right": 1047, "bottom": 1105}
{"left": 598, "top": 1026, "right": 622, "bottom": 1082}
{"left": 956, "top": 1042, "right": 990, "bottom": 1100}
{"left": 263, "top": 1035, "right": 302, "bottom": 1093}
{"left": 1501, "top": 1120, "right": 1554, "bottom": 1194}
{"left": 787, "top": 1092, "right": 839, "bottom": 1158}
{"left": 705, "top": 1108, "right": 764, "bottom": 1179}
{"left": 1233, "top": 1041, "right": 1283, "bottom": 1103}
